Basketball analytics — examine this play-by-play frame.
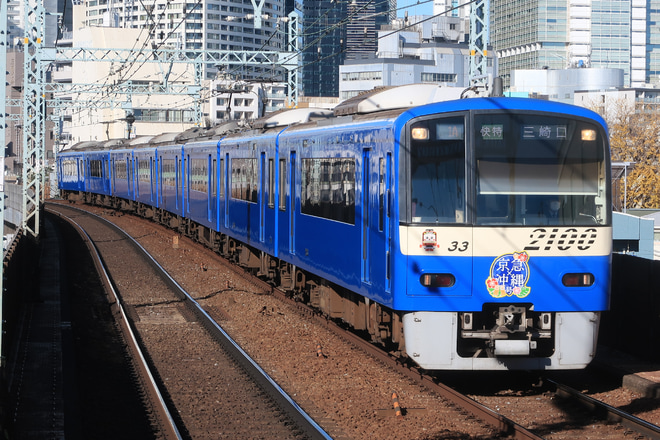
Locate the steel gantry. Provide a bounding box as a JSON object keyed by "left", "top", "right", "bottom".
{"left": 0, "top": 0, "right": 8, "bottom": 359}
{"left": 17, "top": 0, "right": 300, "bottom": 238}
{"left": 468, "top": 0, "right": 490, "bottom": 87}
{"left": 22, "top": 0, "right": 46, "bottom": 237}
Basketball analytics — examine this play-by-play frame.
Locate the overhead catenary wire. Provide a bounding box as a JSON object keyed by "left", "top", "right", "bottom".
{"left": 104, "top": 0, "right": 474, "bottom": 117}
{"left": 63, "top": 0, "right": 471, "bottom": 130}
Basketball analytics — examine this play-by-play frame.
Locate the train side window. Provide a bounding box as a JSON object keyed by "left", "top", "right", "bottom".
{"left": 90, "top": 160, "right": 103, "bottom": 178}
{"left": 279, "top": 158, "right": 287, "bottom": 211}
{"left": 219, "top": 158, "right": 225, "bottom": 198}
{"left": 301, "top": 157, "right": 356, "bottom": 225}
{"left": 268, "top": 158, "right": 275, "bottom": 208}
{"left": 211, "top": 157, "right": 217, "bottom": 198}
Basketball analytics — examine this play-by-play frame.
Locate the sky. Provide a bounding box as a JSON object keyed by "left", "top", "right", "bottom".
{"left": 396, "top": 0, "right": 434, "bottom": 17}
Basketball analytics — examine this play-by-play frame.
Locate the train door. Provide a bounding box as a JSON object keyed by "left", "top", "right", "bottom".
{"left": 382, "top": 154, "right": 393, "bottom": 293}
{"left": 133, "top": 154, "right": 139, "bottom": 200}
{"left": 209, "top": 154, "right": 215, "bottom": 223}
{"left": 150, "top": 157, "right": 155, "bottom": 204}
{"left": 127, "top": 155, "right": 134, "bottom": 200}
{"left": 158, "top": 154, "right": 163, "bottom": 206}
{"left": 110, "top": 157, "right": 116, "bottom": 195}
{"left": 407, "top": 114, "right": 472, "bottom": 296}
{"left": 222, "top": 153, "right": 229, "bottom": 229}
{"left": 361, "top": 149, "right": 371, "bottom": 283}
{"left": 184, "top": 155, "right": 190, "bottom": 215}
{"left": 289, "top": 151, "right": 296, "bottom": 254}
{"left": 276, "top": 156, "right": 287, "bottom": 257}
{"left": 78, "top": 156, "right": 89, "bottom": 191}
{"left": 361, "top": 149, "right": 393, "bottom": 292}
{"left": 259, "top": 152, "right": 266, "bottom": 242}
{"left": 175, "top": 156, "right": 180, "bottom": 212}
{"left": 104, "top": 157, "right": 110, "bottom": 194}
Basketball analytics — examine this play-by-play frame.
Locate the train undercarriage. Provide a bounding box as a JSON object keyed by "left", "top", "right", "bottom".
{"left": 457, "top": 305, "right": 555, "bottom": 358}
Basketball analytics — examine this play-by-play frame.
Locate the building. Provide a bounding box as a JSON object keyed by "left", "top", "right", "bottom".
{"left": 338, "top": 15, "right": 493, "bottom": 101}
{"left": 490, "top": 0, "right": 659, "bottom": 89}
{"left": 4, "top": 50, "right": 26, "bottom": 177}
{"left": 210, "top": 78, "right": 288, "bottom": 123}
{"left": 510, "top": 67, "right": 624, "bottom": 104}
{"left": 433, "top": 0, "right": 472, "bottom": 17}
{"left": 6, "top": 0, "right": 71, "bottom": 48}
{"left": 574, "top": 87, "right": 660, "bottom": 120}
{"left": 301, "top": 0, "right": 347, "bottom": 98}
{"left": 65, "top": 26, "right": 199, "bottom": 143}
{"left": 302, "top": 0, "right": 395, "bottom": 97}
{"left": 77, "top": 0, "right": 286, "bottom": 81}
{"left": 3, "top": 0, "right": 69, "bottom": 168}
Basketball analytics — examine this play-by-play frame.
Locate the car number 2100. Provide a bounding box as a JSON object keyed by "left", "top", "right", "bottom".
{"left": 524, "top": 228, "right": 598, "bottom": 251}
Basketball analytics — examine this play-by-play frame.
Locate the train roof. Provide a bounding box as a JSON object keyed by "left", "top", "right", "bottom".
{"left": 333, "top": 84, "right": 464, "bottom": 115}
{"left": 60, "top": 84, "right": 606, "bottom": 153}
{"left": 251, "top": 108, "right": 334, "bottom": 129}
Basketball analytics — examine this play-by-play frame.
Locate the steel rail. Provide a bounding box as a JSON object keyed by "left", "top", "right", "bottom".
{"left": 47, "top": 202, "right": 333, "bottom": 440}
{"left": 216, "top": 255, "right": 545, "bottom": 440}
{"left": 46, "top": 206, "right": 183, "bottom": 440}
{"left": 549, "top": 378, "right": 660, "bottom": 440}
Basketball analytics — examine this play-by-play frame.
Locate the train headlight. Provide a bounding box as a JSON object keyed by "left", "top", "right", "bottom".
{"left": 411, "top": 127, "right": 429, "bottom": 140}
{"left": 420, "top": 273, "right": 455, "bottom": 288}
{"left": 562, "top": 273, "right": 594, "bottom": 287}
{"left": 581, "top": 129, "right": 597, "bottom": 141}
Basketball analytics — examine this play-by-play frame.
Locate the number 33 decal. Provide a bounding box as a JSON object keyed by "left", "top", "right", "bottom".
{"left": 449, "top": 241, "right": 469, "bottom": 252}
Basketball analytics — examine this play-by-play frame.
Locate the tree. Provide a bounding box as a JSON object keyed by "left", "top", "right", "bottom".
{"left": 600, "top": 99, "right": 660, "bottom": 209}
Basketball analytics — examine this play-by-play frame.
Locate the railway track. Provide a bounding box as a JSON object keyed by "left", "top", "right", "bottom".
{"left": 550, "top": 379, "right": 660, "bottom": 439}
{"left": 46, "top": 203, "right": 331, "bottom": 440}
{"left": 46, "top": 201, "right": 660, "bottom": 439}
{"left": 50, "top": 212, "right": 183, "bottom": 439}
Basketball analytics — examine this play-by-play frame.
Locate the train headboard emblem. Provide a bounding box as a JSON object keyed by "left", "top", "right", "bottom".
{"left": 420, "top": 229, "right": 440, "bottom": 251}
{"left": 485, "top": 252, "right": 531, "bottom": 298}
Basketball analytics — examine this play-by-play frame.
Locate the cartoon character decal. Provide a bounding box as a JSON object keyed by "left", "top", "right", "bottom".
{"left": 420, "top": 229, "right": 439, "bottom": 252}
{"left": 485, "top": 252, "right": 531, "bottom": 298}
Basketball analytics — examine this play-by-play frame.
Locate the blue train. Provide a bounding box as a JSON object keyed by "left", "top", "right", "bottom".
{"left": 57, "top": 85, "right": 612, "bottom": 370}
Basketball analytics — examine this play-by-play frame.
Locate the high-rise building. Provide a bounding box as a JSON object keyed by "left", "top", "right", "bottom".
{"left": 491, "top": 0, "right": 659, "bottom": 88}
{"left": 301, "top": 0, "right": 347, "bottom": 97}
{"left": 338, "top": 15, "right": 493, "bottom": 101}
{"left": 302, "top": 0, "right": 395, "bottom": 97}
{"left": 79, "top": 0, "right": 287, "bottom": 80}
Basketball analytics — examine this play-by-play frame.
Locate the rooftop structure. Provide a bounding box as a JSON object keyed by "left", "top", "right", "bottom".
{"left": 338, "top": 15, "right": 494, "bottom": 101}
{"left": 491, "top": 0, "right": 659, "bottom": 88}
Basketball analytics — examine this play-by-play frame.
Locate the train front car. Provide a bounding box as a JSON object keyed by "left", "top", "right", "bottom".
{"left": 395, "top": 98, "right": 611, "bottom": 370}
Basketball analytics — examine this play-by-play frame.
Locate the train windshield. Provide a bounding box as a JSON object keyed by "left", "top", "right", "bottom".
{"left": 408, "top": 116, "right": 466, "bottom": 223}
{"left": 474, "top": 113, "right": 609, "bottom": 226}
{"left": 404, "top": 111, "right": 609, "bottom": 226}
